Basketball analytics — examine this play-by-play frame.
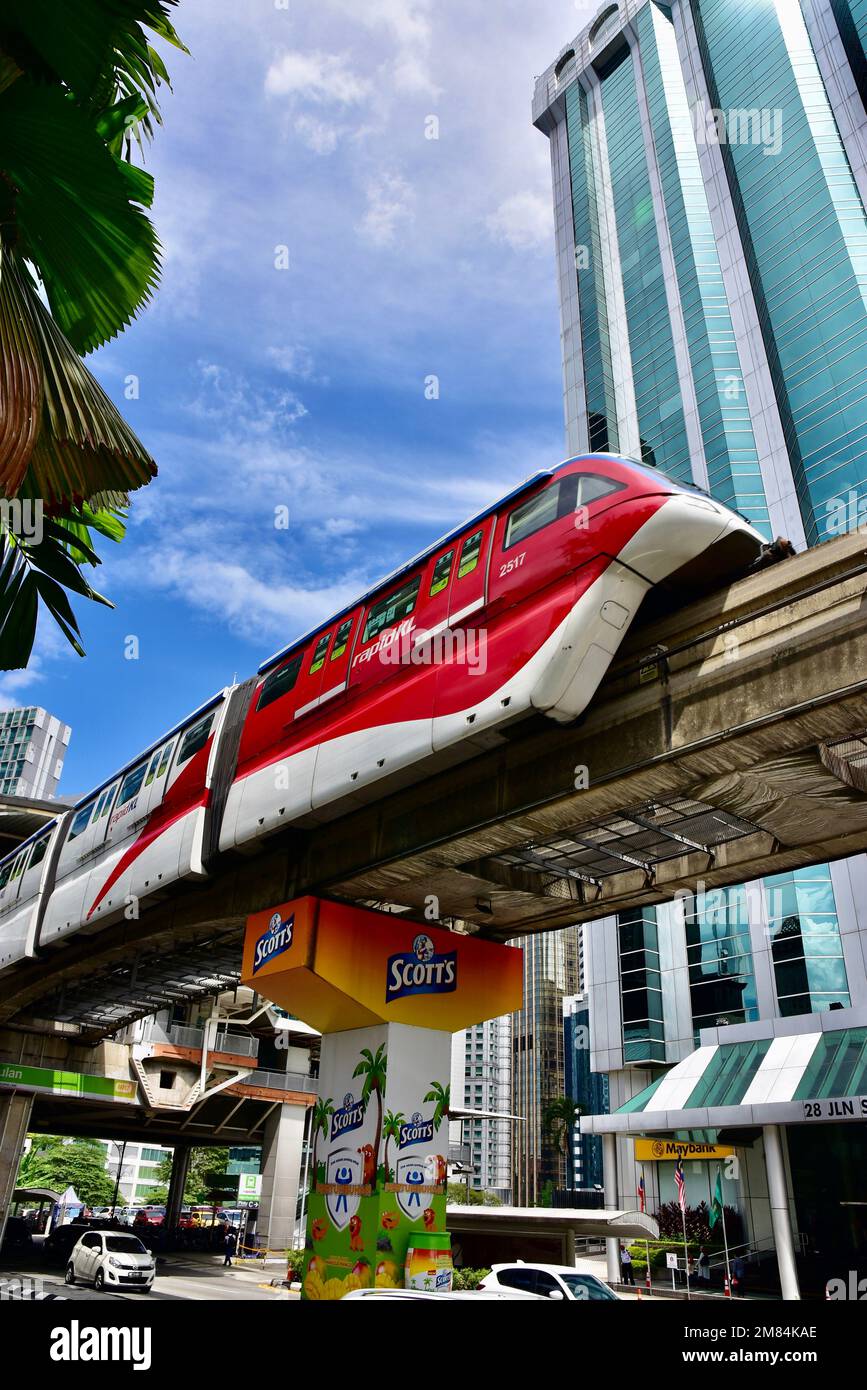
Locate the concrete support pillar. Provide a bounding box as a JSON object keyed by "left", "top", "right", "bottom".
{"left": 0, "top": 1091, "right": 33, "bottom": 1248}
{"left": 602, "top": 1132, "right": 621, "bottom": 1285}
{"left": 257, "top": 1102, "right": 306, "bottom": 1255}
{"left": 166, "top": 1144, "right": 191, "bottom": 1230}
{"left": 763, "top": 1124, "right": 800, "bottom": 1301}
{"left": 564, "top": 1226, "right": 576, "bottom": 1268}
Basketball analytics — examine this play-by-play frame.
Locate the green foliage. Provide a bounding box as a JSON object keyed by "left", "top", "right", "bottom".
{"left": 446, "top": 1183, "right": 502, "bottom": 1207}
{"left": 542, "top": 1096, "right": 583, "bottom": 1156}
{"left": 286, "top": 1248, "right": 305, "bottom": 1282}
{"left": 0, "top": 1, "right": 184, "bottom": 665}
{"left": 17, "top": 1134, "right": 115, "bottom": 1207}
{"left": 154, "top": 1146, "right": 232, "bottom": 1205}
{"left": 654, "top": 1201, "right": 744, "bottom": 1246}
{"left": 452, "top": 1267, "right": 490, "bottom": 1291}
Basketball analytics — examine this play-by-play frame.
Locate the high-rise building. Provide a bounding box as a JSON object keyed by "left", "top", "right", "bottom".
{"left": 563, "top": 989, "right": 610, "bottom": 1191}
{"left": 0, "top": 706, "right": 70, "bottom": 798}
{"left": 534, "top": 0, "right": 867, "bottom": 1296}
{"left": 511, "top": 926, "right": 581, "bottom": 1204}
{"left": 451, "top": 1018, "right": 512, "bottom": 1200}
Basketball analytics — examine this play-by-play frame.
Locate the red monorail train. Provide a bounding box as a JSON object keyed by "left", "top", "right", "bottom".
{"left": 0, "top": 454, "right": 765, "bottom": 970}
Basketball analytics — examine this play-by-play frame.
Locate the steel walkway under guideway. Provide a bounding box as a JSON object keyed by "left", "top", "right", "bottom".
{"left": 1, "top": 530, "right": 866, "bottom": 1039}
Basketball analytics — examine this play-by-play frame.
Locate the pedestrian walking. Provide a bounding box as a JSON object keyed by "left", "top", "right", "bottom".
{"left": 620, "top": 1243, "right": 635, "bottom": 1286}
{"left": 698, "top": 1247, "right": 710, "bottom": 1283}
{"left": 224, "top": 1228, "right": 237, "bottom": 1268}
{"left": 732, "top": 1253, "right": 746, "bottom": 1296}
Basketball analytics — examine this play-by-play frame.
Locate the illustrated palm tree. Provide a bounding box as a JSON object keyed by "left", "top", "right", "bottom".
{"left": 310, "top": 1096, "right": 334, "bottom": 1188}
{"left": 0, "top": 1, "right": 187, "bottom": 666}
{"left": 424, "top": 1081, "right": 450, "bottom": 1132}
{"left": 381, "top": 1110, "right": 404, "bottom": 1184}
{"left": 543, "top": 1096, "right": 584, "bottom": 1180}
{"left": 352, "top": 1044, "right": 387, "bottom": 1168}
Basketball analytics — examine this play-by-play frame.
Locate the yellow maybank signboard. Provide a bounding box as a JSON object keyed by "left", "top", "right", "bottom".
{"left": 634, "top": 1139, "right": 734, "bottom": 1162}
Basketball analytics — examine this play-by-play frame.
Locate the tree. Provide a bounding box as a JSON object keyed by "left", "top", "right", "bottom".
{"left": 423, "top": 1081, "right": 450, "bottom": 1131}
{"left": 446, "top": 1183, "right": 502, "bottom": 1207}
{"left": 17, "top": 1135, "right": 115, "bottom": 1206}
{"left": 0, "top": 1, "right": 187, "bottom": 666}
{"left": 353, "top": 1045, "right": 387, "bottom": 1167}
{"left": 381, "top": 1110, "right": 404, "bottom": 1184}
{"left": 543, "top": 1096, "right": 583, "bottom": 1161}
{"left": 310, "top": 1096, "right": 334, "bottom": 1185}
{"left": 155, "top": 1146, "right": 231, "bottom": 1204}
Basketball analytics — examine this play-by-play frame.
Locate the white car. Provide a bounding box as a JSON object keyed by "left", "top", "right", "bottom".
{"left": 65, "top": 1230, "right": 156, "bottom": 1293}
{"left": 479, "top": 1263, "right": 621, "bottom": 1301}
{"left": 341, "top": 1287, "right": 539, "bottom": 1301}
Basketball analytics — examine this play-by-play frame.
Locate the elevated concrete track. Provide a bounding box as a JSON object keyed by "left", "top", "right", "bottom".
{"left": 2, "top": 531, "right": 866, "bottom": 1038}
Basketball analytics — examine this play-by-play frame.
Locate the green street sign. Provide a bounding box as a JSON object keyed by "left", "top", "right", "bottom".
{"left": 0, "top": 1062, "right": 138, "bottom": 1103}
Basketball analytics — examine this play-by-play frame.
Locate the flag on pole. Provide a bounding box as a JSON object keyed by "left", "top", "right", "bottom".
{"left": 674, "top": 1157, "right": 686, "bottom": 1212}
{"left": 638, "top": 1173, "right": 646, "bottom": 1213}
{"left": 709, "top": 1169, "right": 724, "bottom": 1229}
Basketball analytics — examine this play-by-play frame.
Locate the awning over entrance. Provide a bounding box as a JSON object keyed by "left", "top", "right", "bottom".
{"left": 447, "top": 1204, "right": 658, "bottom": 1240}
{"left": 581, "top": 1027, "right": 867, "bottom": 1134}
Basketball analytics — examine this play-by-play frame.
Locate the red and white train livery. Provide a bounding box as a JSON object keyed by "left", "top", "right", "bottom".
{"left": 0, "top": 454, "right": 765, "bottom": 972}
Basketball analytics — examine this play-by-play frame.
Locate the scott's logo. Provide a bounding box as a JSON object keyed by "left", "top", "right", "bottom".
{"left": 386, "top": 933, "right": 457, "bottom": 1004}
{"left": 398, "top": 1110, "right": 434, "bottom": 1149}
{"left": 252, "top": 912, "right": 294, "bottom": 974}
{"left": 331, "top": 1092, "right": 365, "bottom": 1141}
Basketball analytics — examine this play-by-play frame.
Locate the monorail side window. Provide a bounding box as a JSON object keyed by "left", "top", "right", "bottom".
{"left": 330, "top": 619, "right": 354, "bottom": 661}
{"left": 28, "top": 836, "right": 49, "bottom": 871}
{"left": 430, "top": 550, "right": 455, "bottom": 595}
{"left": 503, "top": 473, "right": 622, "bottom": 551}
{"left": 69, "top": 801, "right": 95, "bottom": 841}
{"left": 157, "top": 742, "right": 175, "bottom": 778}
{"left": 309, "top": 633, "right": 331, "bottom": 675}
{"left": 457, "top": 531, "right": 483, "bottom": 578}
{"left": 257, "top": 655, "right": 304, "bottom": 712}
{"left": 176, "top": 712, "right": 216, "bottom": 766}
{"left": 144, "top": 749, "right": 162, "bottom": 788}
{"left": 118, "top": 762, "right": 148, "bottom": 808}
{"left": 10, "top": 851, "right": 26, "bottom": 880}
{"left": 362, "top": 574, "right": 422, "bottom": 643}
{"left": 0, "top": 863, "right": 11, "bottom": 890}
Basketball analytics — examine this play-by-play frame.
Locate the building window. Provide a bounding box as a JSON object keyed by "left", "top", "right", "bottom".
{"left": 765, "top": 867, "right": 850, "bottom": 1016}
{"left": 684, "top": 885, "right": 759, "bottom": 1041}
{"left": 618, "top": 907, "right": 665, "bottom": 1063}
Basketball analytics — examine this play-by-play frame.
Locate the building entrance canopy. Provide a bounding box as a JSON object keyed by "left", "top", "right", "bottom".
{"left": 581, "top": 1026, "right": 867, "bottom": 1135}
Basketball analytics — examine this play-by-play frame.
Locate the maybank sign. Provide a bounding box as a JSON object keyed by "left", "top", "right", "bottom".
{"left": 634, "top": 1139, "right": 735, "bottom": 1162}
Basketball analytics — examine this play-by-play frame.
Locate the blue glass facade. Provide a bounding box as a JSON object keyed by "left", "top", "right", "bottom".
{"left": 764, "top": 865, "right": 851, "bottom": 1016}
{"left": 684, "top": 884, "right": 759, "bottom": 1041}
{"left": 690, "top": 0, "right": 867, "bottom": 543}
{"left": 619, "top": 906, "right": 666, "bottom": 1063}
{"left": 564, "top": 1000, "right": 609, "bottom": 1189}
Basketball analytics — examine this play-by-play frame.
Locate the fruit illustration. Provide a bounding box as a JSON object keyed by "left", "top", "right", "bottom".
{"left": 348, "top": 1213, "right": 364, "bottom": 1251}
{"left": 351, "top": 1259, "right": 371, "bottom": 1285}
{"left": 381, "top": 1209, "right": 398, "bottom": 1230}
{"left": 423, "top": 1206, "right": 436, "bottom": 1230}
{"left": 311, "top": 1218, "right": 328, "bottom": 1241}
{"left": 375, "top": 1259, "right": 399, "bottom": 1288}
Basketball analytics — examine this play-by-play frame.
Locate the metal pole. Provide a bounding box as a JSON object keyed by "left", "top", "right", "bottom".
{"left": 111, "top": 1140, "right": 126, "bottom": 1216}
{"left": 718, "top": 1165, "right": 731, "bottom": 1293}
{"left": 681, "top": 1201, "right": 691, "bottom": 1299}
{"left": 763, "top": 1124, "right": 800, "bottom": 1300}
{"left": 297, "top": 1106, "right": 313, "bottom": 1249}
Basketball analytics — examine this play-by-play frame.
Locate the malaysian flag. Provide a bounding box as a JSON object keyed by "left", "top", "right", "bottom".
{"left": 638, "top": 1173, "right": 646, "bottom": 1213}
{"left": 674, "top": 1157, "right": 686, "bottom": 1212}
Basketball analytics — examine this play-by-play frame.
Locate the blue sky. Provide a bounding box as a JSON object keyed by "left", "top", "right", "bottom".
{"left": 9, "top": 0, "right": 599, "bottom": 798}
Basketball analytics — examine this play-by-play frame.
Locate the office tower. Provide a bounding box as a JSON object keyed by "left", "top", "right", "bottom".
{"left": 511, "top": 926, "right": 581, "bottom": 1205}
{"left": 0, "top": 706, "right": 71, "bottom": 798}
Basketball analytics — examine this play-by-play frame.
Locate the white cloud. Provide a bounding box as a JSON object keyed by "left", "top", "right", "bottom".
{"left": 356, "top": 172, "right": 415, "bottom": 247}
{"left": 190, "top": 360, "right": 308, "bottom": 436}
{"left": 266, "top": 344, "right": 322, "bottom": 382}
{"left": 487, "top": 191, "right": 554, "bottom": 252}
{"left": 265, "top": 50, "right": 371, "bottom": 105}
{"left": 294, "top": 113, "right": 342, "bottom": 154}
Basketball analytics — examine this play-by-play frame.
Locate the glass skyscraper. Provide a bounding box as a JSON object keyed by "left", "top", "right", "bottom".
{"left": 534, "top": 2, "right": 867, "bottom": 1287}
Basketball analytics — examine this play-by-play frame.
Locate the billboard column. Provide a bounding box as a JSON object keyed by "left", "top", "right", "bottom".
{"left": 240, "top": 896, "right": 523, "bottom": 1300}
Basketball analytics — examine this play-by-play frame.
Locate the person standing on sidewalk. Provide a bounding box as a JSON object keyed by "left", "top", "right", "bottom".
{"left": 620, "top": 1244, "right": 636, "bottom": 1286}
{"left": 224, "top": 1228, "right": 237, "bottom": 1268}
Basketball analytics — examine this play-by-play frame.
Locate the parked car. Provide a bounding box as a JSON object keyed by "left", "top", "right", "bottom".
{"left": 65, "top": 1230, "right": 155, "bottom": 1293}
{"left": 479, "top": 1263, "right": 621, "bottom": 1301}
{"left": 42, "top": 1221, "right": 92, "bottom": 1265}
{"left": 1, "top": 1216, "right": 33, "bottom": 1253}
{"left": 341, "top": 1287, "right": 540, "bottom": 1301}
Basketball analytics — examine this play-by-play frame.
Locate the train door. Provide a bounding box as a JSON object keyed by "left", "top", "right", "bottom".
{"left": 0, "top": 828, "right": 54, "bottom": 970}
{"left": 40, "top": 790, "right": 113, "bottom": 942}
{"left": 221, "top": 647, "right": 319, "bottom": 848}
{"left": 312, "top": 564, "right": 436, "bottom": 812}
{"left": 431, "top": 517, "right": 498, "bottom": 752}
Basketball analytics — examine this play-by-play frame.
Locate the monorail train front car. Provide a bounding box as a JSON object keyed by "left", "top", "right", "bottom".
{"left": 0, "top": 454, "right": 767, "bottom": 973}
